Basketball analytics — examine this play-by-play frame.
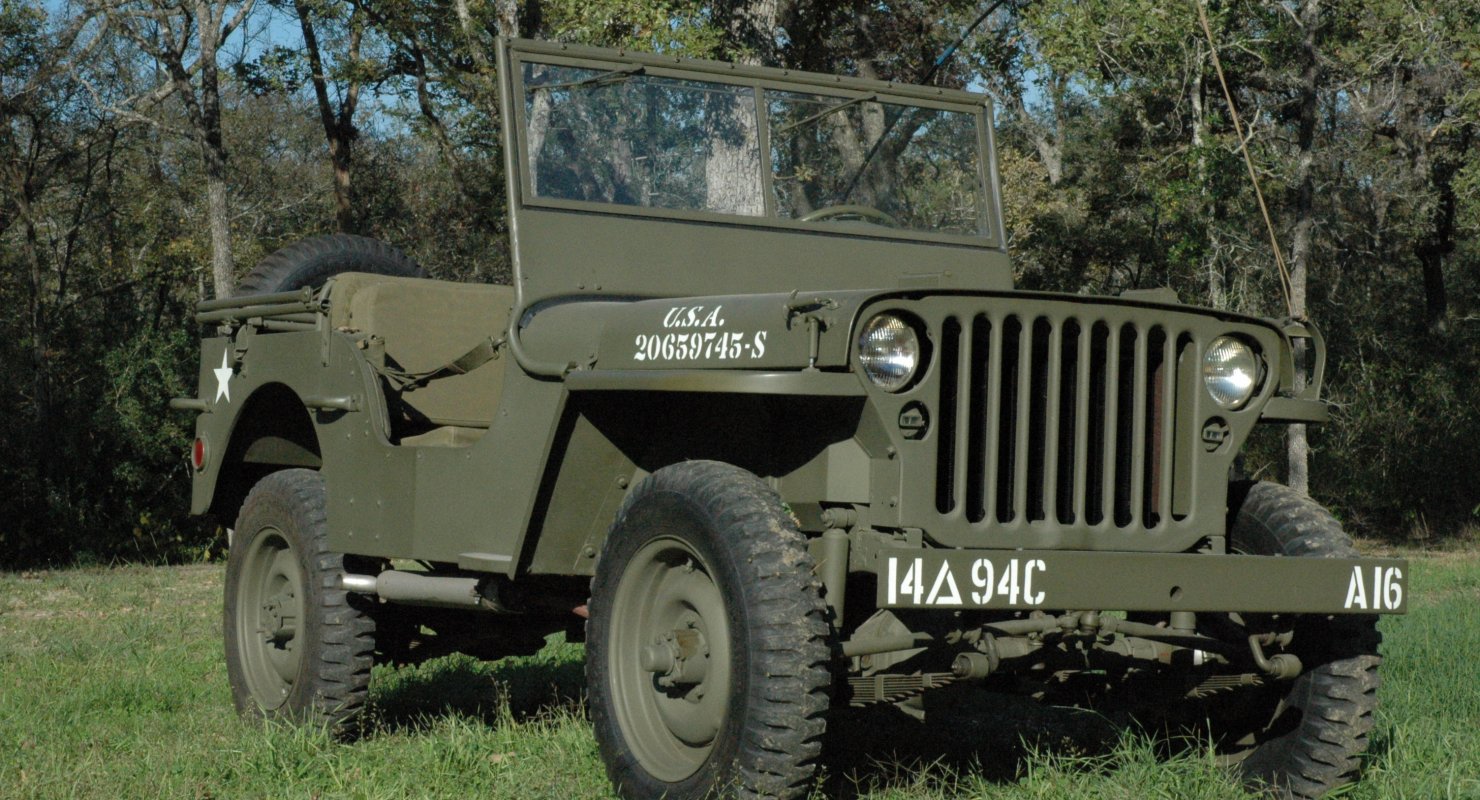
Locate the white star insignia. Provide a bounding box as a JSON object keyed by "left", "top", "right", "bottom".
{"left": 213, "top": 350, "right": 234, "bottom": 404}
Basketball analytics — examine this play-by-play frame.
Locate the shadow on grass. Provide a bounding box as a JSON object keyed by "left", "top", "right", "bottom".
{"left": 366, "top": 637, "right": 588, "bottom": 734}
{"left": 1361, "top": 721, "right": 1395, "bottom": 782}
{"left": 364, "top": 643, "right": 1170, "bottom": 795}
{"left": 822, "top": 684, "right": 1124, "bottom": 798}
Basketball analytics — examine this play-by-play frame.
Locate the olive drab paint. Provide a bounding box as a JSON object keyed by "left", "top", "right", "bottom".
{"left": 179, "top": 32, "right": 1406, "bottom": 628}
{"left": 178, "top": 36, "right": 1405, "bottom": 800}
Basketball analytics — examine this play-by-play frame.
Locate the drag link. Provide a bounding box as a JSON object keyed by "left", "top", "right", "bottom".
{"left": 1248, "top": 633, "right": 1302, "bottom": 680}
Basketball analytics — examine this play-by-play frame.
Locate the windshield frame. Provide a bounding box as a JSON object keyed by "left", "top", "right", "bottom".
{"left": 508, "top": 41, "right": 1004, "bottom": 250}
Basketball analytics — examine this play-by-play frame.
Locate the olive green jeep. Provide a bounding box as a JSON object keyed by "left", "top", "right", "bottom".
{"left": 173, "top": 38, "right": 1406, "bottom": 799}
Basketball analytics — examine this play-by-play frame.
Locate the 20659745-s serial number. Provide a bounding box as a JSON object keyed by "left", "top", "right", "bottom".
{"left": 633, "top": 330, "right": 768, "bottom": 362}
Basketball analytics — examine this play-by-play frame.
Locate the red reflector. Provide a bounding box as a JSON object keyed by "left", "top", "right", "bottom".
{"left": 192, "top": 437, "right": 207, "bottom": 471}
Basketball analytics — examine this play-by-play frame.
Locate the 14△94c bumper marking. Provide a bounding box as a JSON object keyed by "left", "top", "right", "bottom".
{"left": 878, "top": 550, "right": 1408, "bottom": 614}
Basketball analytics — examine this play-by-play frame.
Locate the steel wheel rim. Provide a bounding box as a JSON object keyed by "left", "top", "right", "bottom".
{"left": 235, "top": 527, "right": 305, "bottom": 709}
{"left": 608, "top": 535, "right": 731, "bottom": 782}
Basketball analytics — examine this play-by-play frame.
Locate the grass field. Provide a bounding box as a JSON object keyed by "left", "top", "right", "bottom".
{"left": 1, "top": 551, "right": 1477, "bottom": 799}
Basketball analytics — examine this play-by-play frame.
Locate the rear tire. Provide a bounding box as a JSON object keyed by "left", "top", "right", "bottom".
{"left": 224, "top": 469, "right": 375, "bottom": 737}
{"left": 587, "top": 461, "right": 832, "bottom": 799}
{"left": 1215, "top": 481, "right": 1382, "bottom": 798}
{"left": 237, "top": 234, "right": 422, "bottom": 295}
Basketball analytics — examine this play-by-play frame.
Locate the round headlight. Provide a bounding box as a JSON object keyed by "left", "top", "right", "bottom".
{"left": 857, "top": 313, "right": 921, "bottom": 392}
{"left": 1203, "top": 336, "right": 1259, "bottom": 408}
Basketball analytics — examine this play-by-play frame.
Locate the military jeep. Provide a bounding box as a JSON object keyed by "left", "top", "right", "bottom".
{"left": 174, "top": 38, "right": 1406, "bottom": 799}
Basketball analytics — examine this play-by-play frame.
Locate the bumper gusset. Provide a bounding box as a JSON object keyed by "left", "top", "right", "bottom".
{"left": 875, "top": 549, "right": 1407, "bottom": 614}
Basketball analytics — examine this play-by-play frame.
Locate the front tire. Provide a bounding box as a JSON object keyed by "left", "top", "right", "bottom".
{"left": 587, "top": 461, "right": 832, "bottom": 799}
{"left": 1215, "top": 481, "right": 1382, "bottom": 798}
{"left": 224, "top": 469, "right": 375, "bottom": 736}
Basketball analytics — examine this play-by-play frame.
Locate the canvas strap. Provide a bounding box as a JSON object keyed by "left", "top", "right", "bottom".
{"left": 377, "top": 336, "right": 505, "bottom": 392}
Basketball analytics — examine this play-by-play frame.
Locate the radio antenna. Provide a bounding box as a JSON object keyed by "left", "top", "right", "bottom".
{"left": 1195, "top": 1, "right": 1296, "bottom": 318}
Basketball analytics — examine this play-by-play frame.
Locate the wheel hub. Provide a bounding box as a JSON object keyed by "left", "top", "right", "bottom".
{"left": 261, "top": 588, "right": 299, "bottom": 642}
{"left": 641, "top": 623, "right": 711, "bottom": 687}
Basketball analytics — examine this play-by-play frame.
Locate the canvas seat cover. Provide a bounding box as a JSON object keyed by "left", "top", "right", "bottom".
{"left": 329, "top": 273, "right": 514, "bottom": 430}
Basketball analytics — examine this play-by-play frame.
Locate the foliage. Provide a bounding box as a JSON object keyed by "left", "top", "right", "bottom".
{"left": 971, "top": 0, "right": 1479, "bottom": 536}
{"left": 0, "top": 0, "right": 1475, "bottom": 567}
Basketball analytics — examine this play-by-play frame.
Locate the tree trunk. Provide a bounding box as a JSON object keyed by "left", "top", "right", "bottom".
{"left": 704, "top": 0, "right": 777, "bottom": 216}
{"left": 205, "top": 167, "right": 234, "bottom": 299}
{"left": 494, "top": 0, "right": 518, "bottom": 37}
{"left": 199, "top": 106, "right": 234, "bottom": 298}
{"left": 1413, "top": 126, "right": 1467, "bottom": 335}
{"left": 1190, "top": 51, "right": 1226, "bottom": 309}
{"left": 296, "top": 0, "right": 360, "bottom": 233}
{"left": 1285, "top": 0, "right": 1320, "bottom": 495}
{"left": 190, "top": 0, "right": 236, "bottom": 298}
{"left": 525, "top": 81, "right": 553, "bottom": 194}
{"left": 704, "top": 99, "right": 765, "bottom": 215}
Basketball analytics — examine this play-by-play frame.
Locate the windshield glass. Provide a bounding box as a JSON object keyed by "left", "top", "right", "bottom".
{"left": 768, "top": 92, "right": 985, "bottom": 235}
{"left": 524, "top": 64, "right": 764, "bottom": 215}
{"left": 522, "top": 61, "right": 988, "bottom": 238}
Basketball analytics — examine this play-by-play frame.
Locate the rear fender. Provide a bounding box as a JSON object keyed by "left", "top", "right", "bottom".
{"left": 188, "top": 331, "right": 389, "bottom": 520}
{"left": 201, "top": 382, "right": 321, "bottom": 520}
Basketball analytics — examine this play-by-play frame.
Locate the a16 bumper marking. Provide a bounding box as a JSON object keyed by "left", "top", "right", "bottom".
{"left": 884, "top": 554, "right": 1407, "bottom": 612}
{"left": 1345, "top": 565, "right": 1403, "bottom": 611}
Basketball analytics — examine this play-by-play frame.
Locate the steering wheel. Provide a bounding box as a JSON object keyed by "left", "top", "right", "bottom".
{"left": 798, "top": 204, "right": 900, "bottom": 228}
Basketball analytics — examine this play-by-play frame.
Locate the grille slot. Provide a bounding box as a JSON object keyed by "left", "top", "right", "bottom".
{"left": 935, "top": 313, "right": 1188, "bottom": 531}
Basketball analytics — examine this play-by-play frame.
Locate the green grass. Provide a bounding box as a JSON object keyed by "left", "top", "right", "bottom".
{"left": 1, "top": 553, "right": 1476, "bottom": 799}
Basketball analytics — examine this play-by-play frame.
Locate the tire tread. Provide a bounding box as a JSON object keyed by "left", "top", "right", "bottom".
{"left": 226, "top": 469, "right": 375, "bottom": 738}
{"left": 236, "top": 234, "right": 422, "bottom": 296}
{"left": 589, "top": 460, "right": 831, "bottom": 800}
{"left": 1229, "top": 481, "right": 1381, "bottom": 799}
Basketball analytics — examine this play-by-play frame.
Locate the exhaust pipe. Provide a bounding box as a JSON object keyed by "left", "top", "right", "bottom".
{"left": 339, "top": 570, "right": 514, "bottom": 613}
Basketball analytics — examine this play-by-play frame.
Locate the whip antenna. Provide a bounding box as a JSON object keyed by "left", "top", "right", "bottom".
{"left": 1195, "top": 1, "right": 1296, "bottom": 318}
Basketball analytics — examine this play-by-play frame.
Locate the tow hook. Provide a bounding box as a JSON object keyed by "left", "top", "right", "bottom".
{"left": 1248, "top": 633, "right": 1302, "bottom": 680}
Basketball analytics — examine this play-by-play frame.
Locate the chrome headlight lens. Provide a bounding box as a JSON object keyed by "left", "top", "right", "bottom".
{"left": 1203, "top": 336, "right": 1260, "bottom": 408}
{"left": 857, "top": 313, "right": 921, "bottom": 392}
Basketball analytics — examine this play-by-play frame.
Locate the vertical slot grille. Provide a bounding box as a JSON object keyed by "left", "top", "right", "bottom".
{"left": 935, "top": 317, "right": 962, "bottom": 514}
{"left": 1025, "top": 318, "right": 1052, "bottom": 522}
{"left": 933, "top": 312, "right": 1185, "bottom": 532}
{"left": 965, "top": 315, "right": 993, "bottom": 522}
{"left": 1054, "top": 320, "right": 1081, "bottom": 524}
{"left": 1084, "top": 322, "right": 1110, "bottom": 525}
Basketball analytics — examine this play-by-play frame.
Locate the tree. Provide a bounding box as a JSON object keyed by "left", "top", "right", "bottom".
{"left": 1, "top": 1, "right": 208, "bottom": 565}
{"left": 290, "top": 0, "right": 368, "bottom": 232}
{"left": 1, "top": 1, "right": 110, "bottom": 492}
{"left": 91, "top": 0, "right": 257, "bottom": 298}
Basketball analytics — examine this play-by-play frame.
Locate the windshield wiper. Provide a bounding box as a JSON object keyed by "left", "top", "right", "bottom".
{"left": 529, "top": 65, "right": 645, "bottom": 93}
{"left": 776, "top": 93, "right": 878, "bottom": 134}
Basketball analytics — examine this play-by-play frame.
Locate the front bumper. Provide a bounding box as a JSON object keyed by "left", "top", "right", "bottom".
{"left": 875, "top": 549, "right": 1408, "bottom": 615}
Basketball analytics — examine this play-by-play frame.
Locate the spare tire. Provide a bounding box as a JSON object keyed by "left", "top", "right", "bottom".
{"left": 237, "top": 234, "right": 423, "bottom": 295}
